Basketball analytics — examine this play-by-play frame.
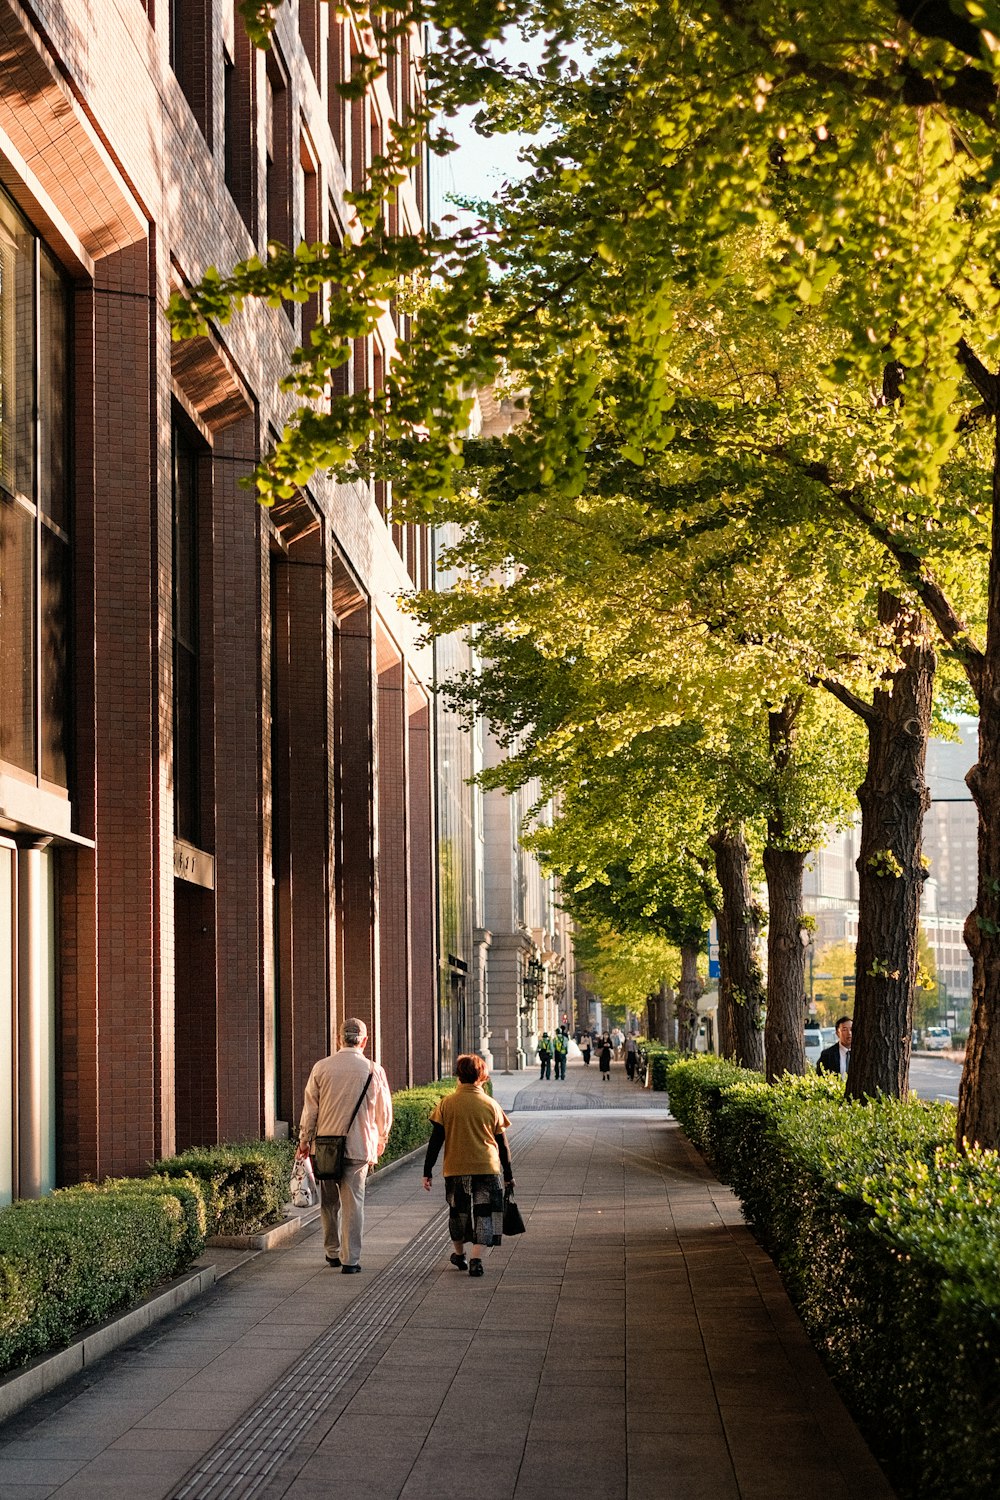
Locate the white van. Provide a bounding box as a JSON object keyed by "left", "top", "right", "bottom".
{"left": 924, "top": 1026, "right": 953, "bottom": 1051}
{"left": 804, "top": 1026, "right": 824, "bottom": 1068}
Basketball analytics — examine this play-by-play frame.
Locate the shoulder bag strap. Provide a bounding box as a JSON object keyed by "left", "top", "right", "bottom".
{"left": 342, "top": 1066, "right": 373, "bottom": 1134}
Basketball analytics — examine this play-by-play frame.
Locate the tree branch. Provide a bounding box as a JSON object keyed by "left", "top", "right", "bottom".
{"left": 718, "top": 0, "right": 997, "bottom": 122}
{"left": 895, "top": 0, "right": 986, "bottom": 59}
{"left": 802, "top": 466, "right": 986, "bottom": 697}
{"left": 816, "top": 675, "right": 876, "bottom": 727}
{"left": 957, "top": 338, "right": 1000, "bottom": 409}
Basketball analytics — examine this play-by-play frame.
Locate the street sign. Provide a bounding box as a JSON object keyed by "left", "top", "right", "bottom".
{"left": 707, "top": 924, "right": 720, "bottom": 980}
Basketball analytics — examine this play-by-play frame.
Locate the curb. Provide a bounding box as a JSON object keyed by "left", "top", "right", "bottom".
{"left": 207, "top": 1214, "right": 308, "bottom": 1252}
{"left": 0, "top": 1264, "right": 216, "bottom": 1426}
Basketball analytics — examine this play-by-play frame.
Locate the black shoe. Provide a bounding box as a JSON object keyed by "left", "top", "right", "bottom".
{"left": 341, "top": 1264, "right": 362, "bottom": 1274}
{"left": 450, "top": 1252, "right": 468, "bottom": 1271}
{"left": 469, "top": 1260, "right": 484, "bottom": 1277}
{"left": 325, "top": 1255, "right": 341, "bottom": 1267}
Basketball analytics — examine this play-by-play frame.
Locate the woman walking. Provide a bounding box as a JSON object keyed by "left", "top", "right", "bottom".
{"left": 599, "top": 1038, "right": 612, "bottom": 1081}
{"left": 422, "top": 1054, "right": 514, "bottom": 1277}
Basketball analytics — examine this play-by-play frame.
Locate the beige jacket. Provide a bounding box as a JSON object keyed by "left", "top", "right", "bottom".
{"left": 299, "top": 1047, "right": 393, "bottom": 1165}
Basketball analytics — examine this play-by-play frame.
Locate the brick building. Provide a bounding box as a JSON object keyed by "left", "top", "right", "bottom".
{"left": 0, "top": 0, "right": 439, "bottom": 1202}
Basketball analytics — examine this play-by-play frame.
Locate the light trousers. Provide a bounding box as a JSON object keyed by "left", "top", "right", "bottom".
{"left": 319, "top": 1158, "right": 370, "bottom": 1266}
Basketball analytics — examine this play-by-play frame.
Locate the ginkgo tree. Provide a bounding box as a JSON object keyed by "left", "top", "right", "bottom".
{"left": 172, "top": 0, "right": 1000, "bottom": 1142}
{"left": 423, "top": 450, "right": 874, "bottom": 1078}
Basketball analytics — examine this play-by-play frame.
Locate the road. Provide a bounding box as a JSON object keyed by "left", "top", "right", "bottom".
{"left": 909, "top": 1054, "right": 962, "bottom": 1103}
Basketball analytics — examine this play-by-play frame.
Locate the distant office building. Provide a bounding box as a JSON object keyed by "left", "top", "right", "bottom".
{"left": 922, "top": 716, "right": 977, "bottom": 922}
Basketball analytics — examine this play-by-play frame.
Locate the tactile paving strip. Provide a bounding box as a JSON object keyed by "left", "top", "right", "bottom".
{"left": 168, "top": 1119, "right": 545, "bottom": 1500}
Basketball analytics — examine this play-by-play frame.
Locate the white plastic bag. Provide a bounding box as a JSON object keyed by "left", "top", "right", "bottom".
{"left": 290, "top": 1153, "right": 318, "bottom": 1208}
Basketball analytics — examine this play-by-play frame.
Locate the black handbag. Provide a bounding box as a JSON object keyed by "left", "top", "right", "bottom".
{"left": 502, "top": 1187, "right": 526, "bottom": 1236}
{"left": 312, "top": 1071, "right": 373, "bottom": 1181}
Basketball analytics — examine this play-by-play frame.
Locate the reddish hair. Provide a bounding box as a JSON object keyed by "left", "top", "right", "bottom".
{"left": 456, "top": 1053, "right": 488, "bottom": 1085}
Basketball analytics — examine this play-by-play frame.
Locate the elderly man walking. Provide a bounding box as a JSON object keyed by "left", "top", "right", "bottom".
{"left": 296, "top": 1017, "right": 393, "bottom": 1274}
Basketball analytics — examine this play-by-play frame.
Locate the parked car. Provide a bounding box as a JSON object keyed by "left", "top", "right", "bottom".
{"left": 924, "top": 1026, "right": 953, "bottom": 1051}
{"left": 804, "top": 1026, "right": 824, "bottom": 1068}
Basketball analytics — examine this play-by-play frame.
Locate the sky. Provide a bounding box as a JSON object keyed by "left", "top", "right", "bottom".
{"left": 427, "top": 31, "right": 543, "bottom": 226}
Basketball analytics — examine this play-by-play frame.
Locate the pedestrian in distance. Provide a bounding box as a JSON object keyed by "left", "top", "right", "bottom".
{"left": 625, "top": 1034, "right": 638, "bottom": 1081}
{"left": 581, "top": 1032, "right": 592, "bottom": 1066}
{"left": 422, "top": 1053, "right": 514, "bottom": 1278}
{"left": 817, "top": 1015, "right": 853, "bottom": 1078}
{"left": 296, "top": 1016, "right": 393, "bottom": 1274}
{"left": 599, "top": 1039, "right": 612, "bottom": 1080}
{"left": 537, "top": 1031, "right": 553, "bottom": 1080}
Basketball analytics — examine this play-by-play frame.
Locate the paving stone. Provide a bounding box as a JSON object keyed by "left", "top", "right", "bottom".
{"left": 0, "top": 1459, "right": 87, "bottom": 1484}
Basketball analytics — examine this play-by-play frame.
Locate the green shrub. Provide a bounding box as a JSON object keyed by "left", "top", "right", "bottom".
{"left": 637, "top": 1041, "right": 678, "bottom": 1091}
{"left": 153, "top": 1139, "right": 295, "bottom": 1236}
{"left": 0, "top": 1187, "right": 186, "bottom": 1373}
{"left": 665, "top": 1056, "right": 1000, "bottom": 1500}
{"left": 664, "top": 1054, "right": 756, "bottom": 1157}
{"left": 66, "top": 1174, "right": 207, "bottom": 1270}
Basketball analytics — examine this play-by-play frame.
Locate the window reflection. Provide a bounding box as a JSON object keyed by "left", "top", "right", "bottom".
{"left": 0, "top": 496, "right": 35, "bottom": 772}
{"left": 172, "top": 417, "right": 201, "bottom": 844}
{"left": 0, "top": 188, "right": 71, "bottom": 792}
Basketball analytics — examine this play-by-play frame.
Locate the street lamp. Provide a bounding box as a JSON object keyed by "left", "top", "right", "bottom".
{"left": 520, "top": 956, "right": 544, "bottom": 1015}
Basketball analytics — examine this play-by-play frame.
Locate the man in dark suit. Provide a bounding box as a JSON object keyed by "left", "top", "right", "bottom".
{"left": 817, "top": 1015, "right": 852, "bottom": 1078}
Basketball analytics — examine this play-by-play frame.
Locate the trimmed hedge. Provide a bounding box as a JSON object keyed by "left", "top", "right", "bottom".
{"left": 153, "top": 1139, "right": 296, "bottom": 1237}
{"left": 0, "top": 1183, "right": 195, "bottom": 1373}
{"left": 663, "top": 1055, "right": 759, "bottom": 1154}
{"left": 636, "top": 1041, "right": 679, "bottom": 1091}
{"left": 664, "top": 1056, "right": 1000, "bottom": 1500}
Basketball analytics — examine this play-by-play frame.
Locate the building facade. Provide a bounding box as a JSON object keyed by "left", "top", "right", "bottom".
{"left": 0, "top": 0, "right": 439, "bottom": 1201}
{"left": 479, "top": 726, "right": 574, "bottom": 1070}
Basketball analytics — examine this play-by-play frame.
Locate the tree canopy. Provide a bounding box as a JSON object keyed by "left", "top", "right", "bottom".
{"left": 171, "top": 1, "right": 1000, "bottom": 1144}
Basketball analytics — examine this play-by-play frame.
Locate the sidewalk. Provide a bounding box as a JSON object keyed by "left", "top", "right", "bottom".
{"left": 0, "top": 1058, "right": 894, "bottom": 1499}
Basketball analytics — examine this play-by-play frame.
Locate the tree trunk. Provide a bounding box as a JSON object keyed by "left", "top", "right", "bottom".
{"left": 645, "top": 985, "right": 673, "bottom": 1044}
{"left": 763, "top": 846, "right": 808, "bottom": 1081}
{"left": 763, "top": 698, "right": 807, "bottom": 1081}
{"left": 959, "top": 418, "right": 1000, "bottom": 1146}
{"left": 679, "top": 943, "right": 700, "bottom": 1052}
{"left": 849, "top": 594, "right": 934, "bottom": 1101}
{"left": 709, "top": 824, "right": 766, "bottom": 1071}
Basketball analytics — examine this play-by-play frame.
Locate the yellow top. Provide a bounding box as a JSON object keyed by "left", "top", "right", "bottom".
{"left": 429, "top": 1084, "right": 512, "bottom": 1177}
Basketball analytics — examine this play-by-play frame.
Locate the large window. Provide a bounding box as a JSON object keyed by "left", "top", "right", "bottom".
{"left": 0, "top": 190, "right": 71, "bottom": 791}
{"left": 169, "top": 0, "right": 211, "bottom": 141}
{"left": 172, "top": 418, "right": 202, "bottom": 845}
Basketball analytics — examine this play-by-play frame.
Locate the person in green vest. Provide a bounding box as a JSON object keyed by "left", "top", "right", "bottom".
{"left": 553, "top": 1027, "right": 569, "bottom": 1080}
{"left": 537, "top": 1032, "right": 553, "bottom": 1080}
